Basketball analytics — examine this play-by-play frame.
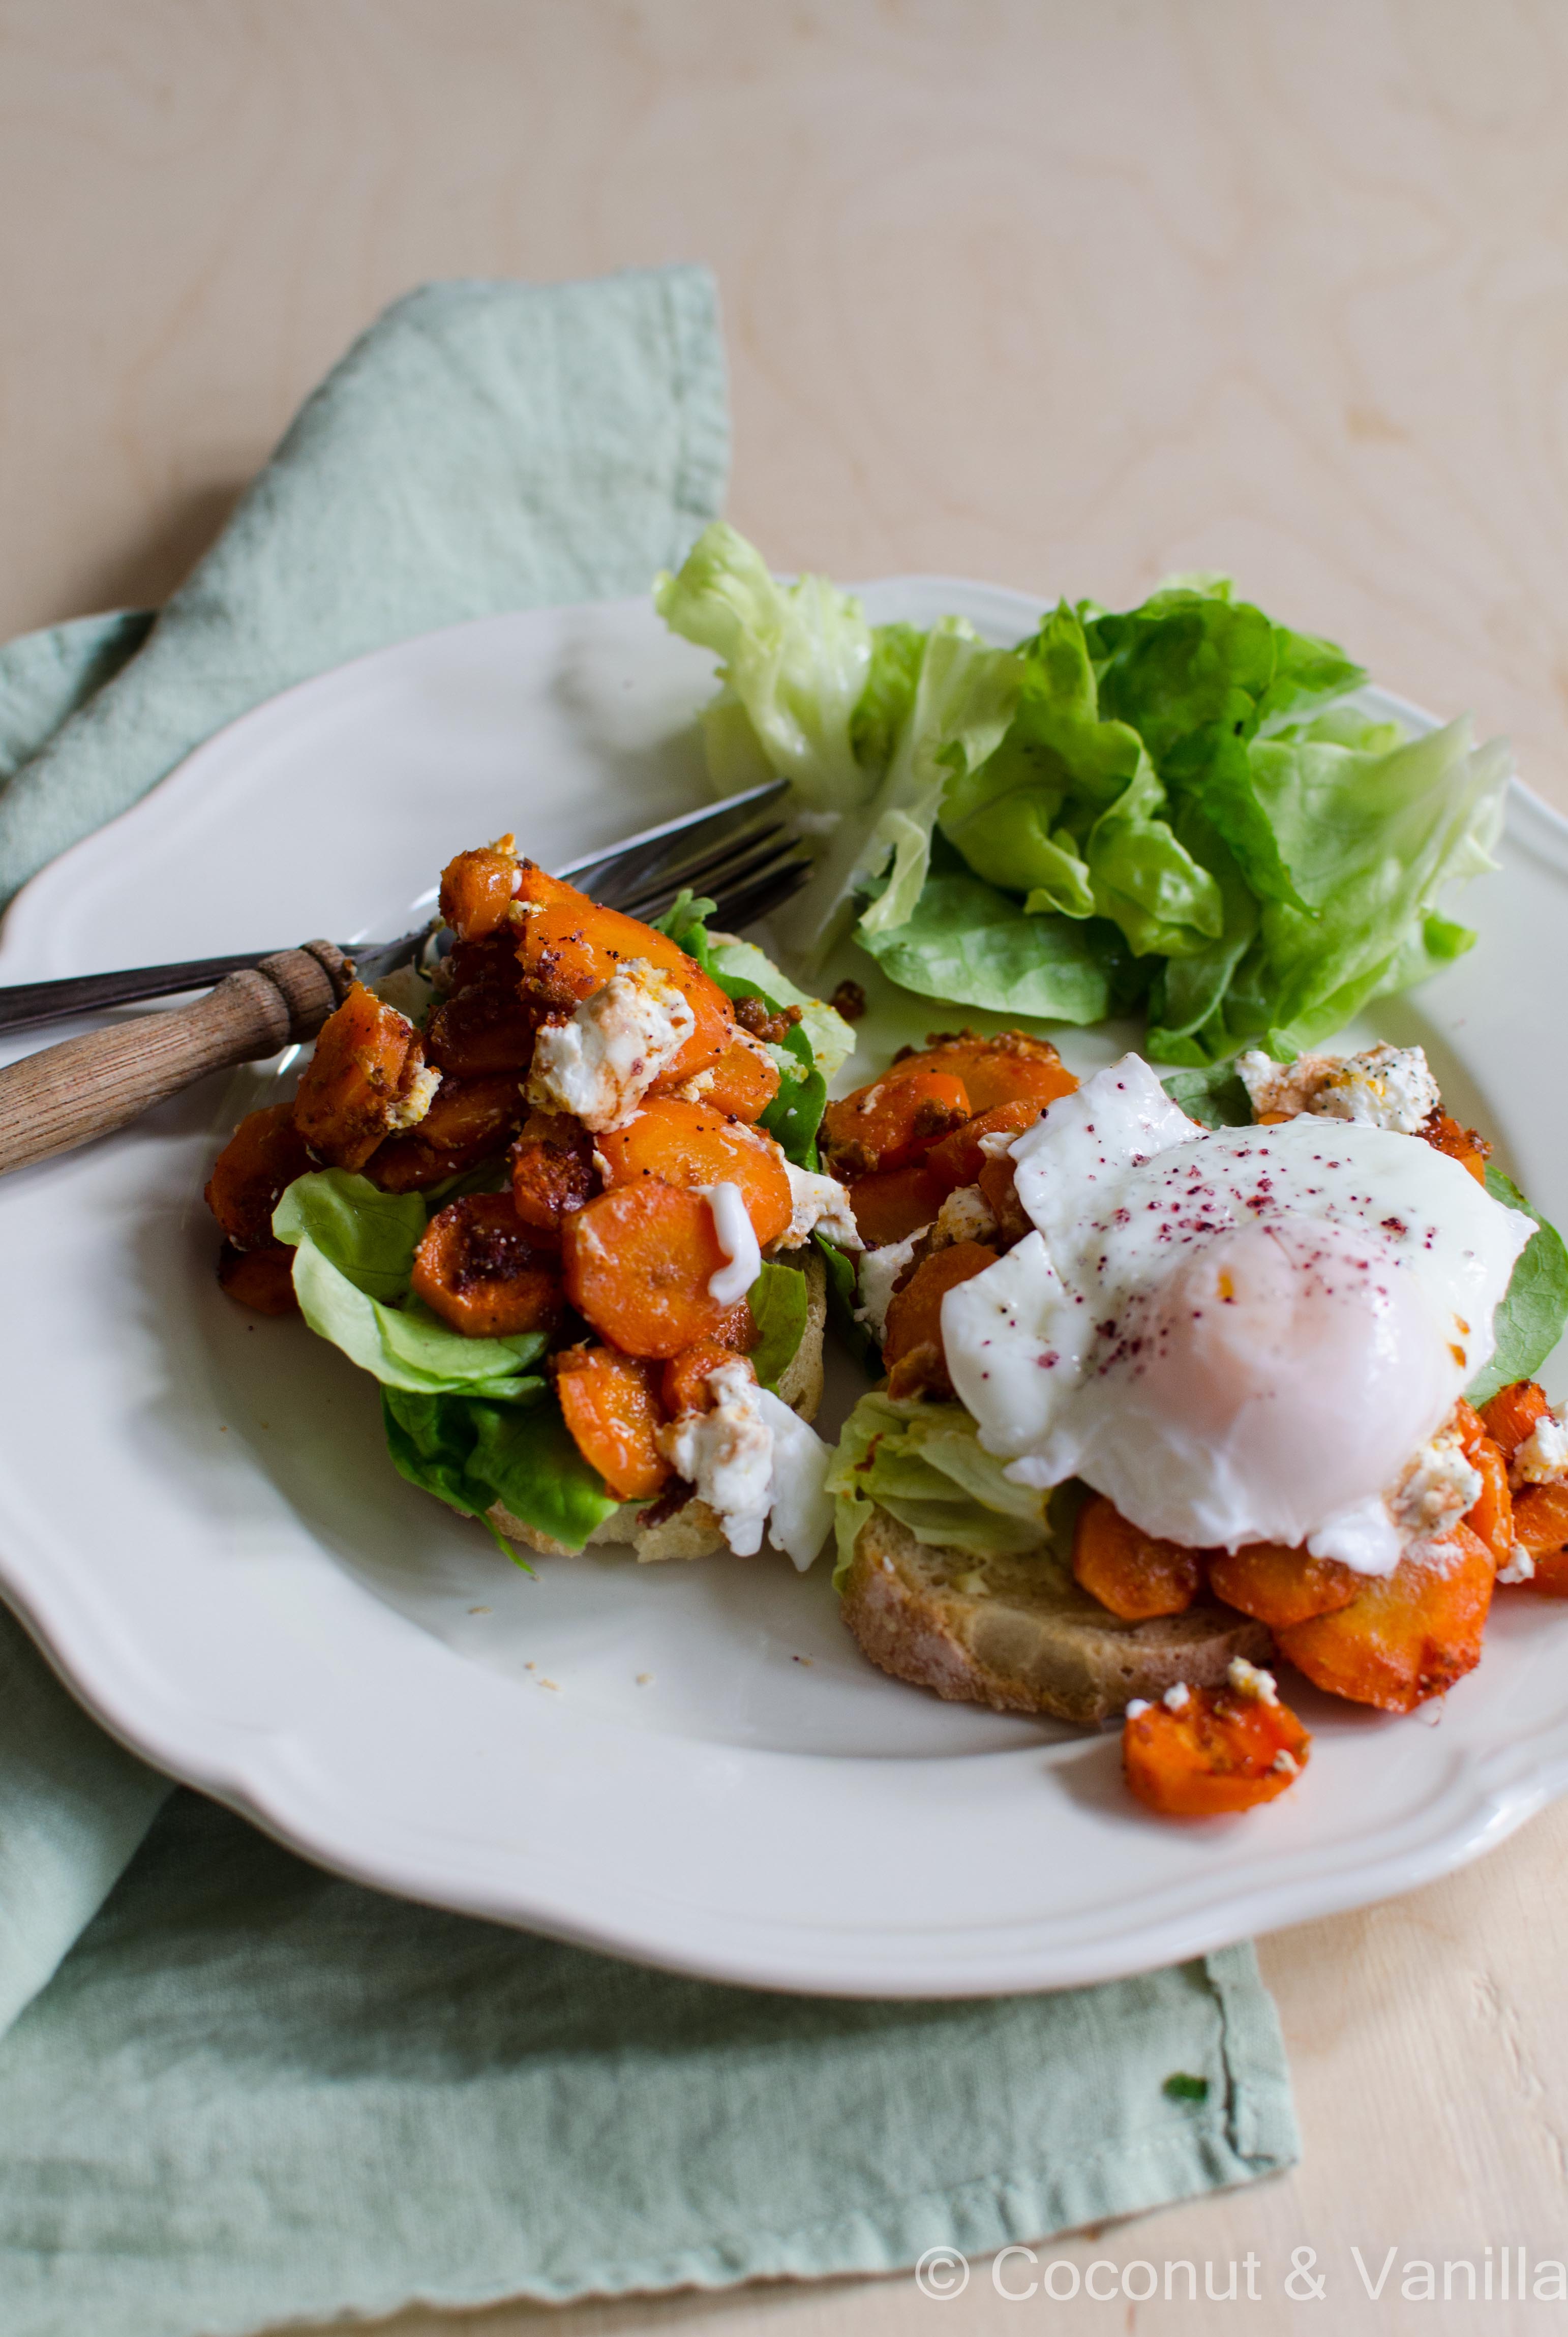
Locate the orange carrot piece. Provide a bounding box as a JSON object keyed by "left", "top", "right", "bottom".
{"left": 410, "top": 1194, "right": 563, "bottom": 1339}
{"left": 925, "top": 1100, "right": 1043, "bottom": 1193}
{"left": 1513, "top": 1480, "right": 1568, "bottom": 1560}
{"left": 555, "top": 1344, "right": 671, "bottom": 1502}
{"left": 513, "top": 864, "right": 734, "bottom": 1085}
{"left": 292, "top": 982, "right": 420, "bottom": 1171}
{"left": 216, "top": 1241, "right": 300, "bottom": 1317}
{"left": 424, "top": 981, "right": 538, "bottom": 1076}
{"left": 438, "top": 837, "right": 520, "bottom": 942}
{"left": 846, "top": 1164, "right": 947, "bottom": 1246}
{"left": 205, "top": 1103, "right": 312, "bottom": 1249}
{"left": 509, "top": 1114, "right": 598, "bottom": 1244}
{"left": 1123, "top": 1685, "right": 1311, "bottom": 1817}
{"left": 662, "top": 1338, "right": 757, "bottom": 1419}
{"left": 596, "top": 1096, "right": 793, "bottom": 1249}
{"left": 1072, "top": 1494, "right": 1203, "bottom": 1622}
{"left": 1481, "top": 1379, "right": 1551, "bottom": 1460}
{"left": 678, "top": 1036, "right": 780, "bottom": 1121}
{"left": 1208, "top": 1540, "right": 1360, "bottom": 1629}
{"left": 562, "top": 1182, "right": 733, "bottom": 1359}
{"left": 821, "top": 1068, "right": 971, "bottom": 1177}
{"left": 880, "top": 1030, "right": 1078, "bottom": 1115}
{"left": 1420, "top": 1108, "right": 1490, "bottom": 1185}
{"left": 1464, "top": 1439, "right": 1514, "bottom": 1566}
{"left": 883, "top": 1240, "right": 999, "bottom": 1400}
{"left": 1274, "top": 1524, "right": 1494, "bottom": 1712}
{"left": 366, "top": 1074, "right": 524, "bottom": 1193}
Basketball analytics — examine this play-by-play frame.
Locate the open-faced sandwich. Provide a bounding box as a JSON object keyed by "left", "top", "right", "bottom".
{"left": 202, "top": 840, "right": 863, "bottom": 1568}
{"left": 823, "top": 1030, "right": 1568, "bottom": 1816}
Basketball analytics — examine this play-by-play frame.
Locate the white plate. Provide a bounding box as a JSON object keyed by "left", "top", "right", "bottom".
{"left": 3, "top": 580, "right": 1566, "bottom": 1999}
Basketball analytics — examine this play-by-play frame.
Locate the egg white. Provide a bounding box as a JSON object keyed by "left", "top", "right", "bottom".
{"left": 942, "top": 1055, "right": 1535, "bottom": 1573}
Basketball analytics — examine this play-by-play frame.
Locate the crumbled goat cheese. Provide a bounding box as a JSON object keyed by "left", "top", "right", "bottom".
{"left": 659, "top": 1358, "right": 833, "bottom": 1569}
{"left": 699, "top": 1181, "right": 761, "bottom": 1306}
{"left": 780, "top": 1160, "right": 863, "bottom": 1251}
{"left": 1237, "top": 1042, "right": 1439, "bottom": 1135}
{"left": 1513, "top": 1411, "right": 1568, "bottom": 1485}
{"left": 854, "top": 1226, "right": 930, "bottom": 1343}
{"left": 1390, "top": 1427, "right": 1484, "bottom": 1542}
{"left": 1271, "top": 1749, "right": 1300, "bottom": 1777}
{"left": 1227, "top": 1656, "right": 1279, "bottom": 1704}
{"left": 1499, "top": 1542, "right": 1537, "bottom": 1585}
{"left": 932, "top": 1183, "right": 999, "bottom": 1249}
{"left": 1162, "top": 1682, "right": 1191, "bottom": 1711}
{"left": 383, "top": 1061, "right": 441, "bottom": 1131}
{"left": 1125, "top": 1698, "right": 1152, "bottom": 1719}
{"left": 526, "top": 961, "right": 695, "bottom": 1132}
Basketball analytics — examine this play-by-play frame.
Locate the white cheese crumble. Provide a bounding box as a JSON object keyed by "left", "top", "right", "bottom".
{"left": 1162, "top": 1682, "right": 1191, "bottom": 1711}
{"left": 854, "top": 1225, "right": 930, "bottom": 1344}
{"left": 1124, "top": 1698, "right": 1152, "bottom": 1719}
{"left": 1499, "top": 1542, "right": 1537, "bottom": 1585}
{"left": 659, "top": 1358, "right": 832, "bottom": 1569}
{"left": 526, "top": 960, "right": 695, "bottom": 1133}
{"left": 1514, "top": 1411, "right": 1568, "bottom": 1485}
{"left": 1271, "top": 1749, "right": 1300, "bottom": 1777}
{"left": 699, "top": 1181, "right": 762, "bottom": 1306}
{"left": 383, "top": 1061, "right": 441, "bottom": 1132}
{"left": 1235, "top": 1042, "right": 1440, "bottom": 1135}
{"left": 1227, "top": 1656, "right": 1279, "bottom": 1704}
{"left": 1390, "top": 1427, "right": 1484, "bottom": 1542}
{"left": 933, "top": 1183, "right": 999, "bottom": 1249}
{"left": 780, "top": 1160, "right": 863, "bottom": 1251}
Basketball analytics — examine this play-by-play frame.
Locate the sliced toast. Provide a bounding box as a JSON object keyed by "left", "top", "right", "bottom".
{"left": 492, "top": 1248, "right": 827, "bottom": 1563}
{"left": 840, "top": 1506, "right": 1274, "bottom": 1725}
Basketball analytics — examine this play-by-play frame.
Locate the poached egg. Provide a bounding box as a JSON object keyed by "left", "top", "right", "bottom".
{"left": 942, "top": 1056, "right": 1534, "bottom": 1575}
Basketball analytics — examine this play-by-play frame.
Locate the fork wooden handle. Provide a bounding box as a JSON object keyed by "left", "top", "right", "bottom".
{"left": 0, "top": 942, "right": 352, "bottom": 1176}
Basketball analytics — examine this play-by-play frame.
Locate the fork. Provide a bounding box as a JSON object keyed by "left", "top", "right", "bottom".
{"left": 0, "top": 781, "right": 810, "bottom": 1177}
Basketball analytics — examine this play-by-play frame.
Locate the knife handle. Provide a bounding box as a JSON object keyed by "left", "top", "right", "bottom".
{"left": 0, "top": 943, "right": 351, "bottom": 1176}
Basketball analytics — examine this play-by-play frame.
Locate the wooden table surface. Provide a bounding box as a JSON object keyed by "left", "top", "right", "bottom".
{"left": 6, "top": 4, "right": 1568, "bottom": 2330}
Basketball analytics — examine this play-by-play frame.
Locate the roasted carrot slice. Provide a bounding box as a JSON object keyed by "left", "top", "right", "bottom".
{"left": 1274, "top": 1524, "right": 1494, "bottom": 1712}
{"left": 925, "top": 1100, "right": 1043, "bottom": 1193}
{"left": 679, "top": 1036, "right": 780, "bottom": 1121}
{"left": 205, "top": 1103, "right": 312, "bottom": 1249}
{"left": 438, "top": 836, "right": 520, "bottom": 942}
{"left": 846, "top": 1163, "right": 946, "bottom": 1246}
{"left": 1123, "top": 1684, "right": 1311, "bottom": 1816}
{"left": 662, "top": 1338, "right": 757, "bottom": 1418}
{"left": 1464, "top": 1439, "right": 1514, "bottom": 1566}
{"left": 513, "top": 864, "right": 734, "bottom": 1085}
{"left": 216, "top": 1241, "right": 300, "bottom": 1317}
{"left": 555, "top": 1344, "right": 671, "bottom": 1501}
{"left": 366, "top": 1073, "right": 524, "bottom": 1192}
{"left": 976, "top": 1153, "right": 1033, "bottom": 1243}
{"left": 883, "top": 1240, "right": 998, "bottom": 1399}
{"left": 1420, "top": 1108, "right": 1490, "bottom": 1184}
{"left": 881, "top": 1030, "right": 1078, "bottom": 1116}
{"left": 509, "top": 1113, "right": 598, "bottom": 1244}
{"left": 410, "top": 1194, "right": 563, "bottom": 1339}
{"left": 424, "top": 982, "right": 538, "bottom": 1076}
{"left": 1073, "top": 1494, "right": 1204, "bottom": 1622}
{"left": 821, "top": 1067, "right": 971, "bottom": 1178}
{"left": 1208, "top": 1540, "right": 1360, "bottom": 1629}
{"left": 292, "top": 982, "right": 421, "bottom": 1171}
{"left": 1513, "top": 1480, "right": 1568, "bottom": 1560}
{"left": 595, "top": 1096, "right": 793, "bottom": 1248}
{"left": 1481, "top": 1379, "right": 1551, "bottom": 1460}
{"left": 562, "top": 1182, "right": 733, "bottom": 1358}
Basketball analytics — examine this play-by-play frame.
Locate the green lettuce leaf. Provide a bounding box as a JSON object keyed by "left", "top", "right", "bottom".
{"left": 1160, "top": 1062, "right": 1253, "bottom": 1130}
{"left": 272, "top": 1170, "right": 427, "bottom": 1301}
{"left": 1467, "top": 1165, "right": 1568, "bottom": 1405}
{"left": 856, "top": 858, "right": 1143, "bottom": 1026}
{"left": 706, "top": 937, "right": 856, "bottom": 1077}
{"left": 850, "top": 621, "right": 926, "bottom": 776}
{"left": 383, "top": 1389, "right": 621, "bottom": 1553}
{"left": 825, "top": 1392, "right": 1052, "bottom": 1588}
{"left": 747, "top": 1259, "right": 809, "bottom": 1391}
{"left": 653, "top": 522, "right": 875, "bottom": 812}
{"left": 814, "top": 1230, "right": 880, "bottom": 1374}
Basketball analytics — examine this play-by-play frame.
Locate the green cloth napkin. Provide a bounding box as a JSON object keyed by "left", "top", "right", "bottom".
{"left": 0, "top": 271, "right": 1298, "bottom": 2337}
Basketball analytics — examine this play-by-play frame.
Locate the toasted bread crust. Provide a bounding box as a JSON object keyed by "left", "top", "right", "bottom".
{"left": 840, "top": 1508, "right": 1274, "bottom": 1725}
{"left": 490, "top": 1249, "right": 827, "bottom": 1563}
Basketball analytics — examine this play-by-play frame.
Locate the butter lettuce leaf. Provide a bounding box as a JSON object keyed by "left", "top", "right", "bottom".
{"left": 383, "top": 1389, "right": 620, "bottom": 1553}
{"left": 746, "top": 1259, "right": 809, "bottom": 1392}
{"left": 1468, "top": 1165, "right": 1568, "bottom": 1405}
{"left": 826, "top": 1392, "right": 1051, "bottom": 1589}
{"left": 856, "top": 857, "right": 1142, "bottom": 1026}
{"left": 272, "top": 1170, "right": 426, "bottom": 1302}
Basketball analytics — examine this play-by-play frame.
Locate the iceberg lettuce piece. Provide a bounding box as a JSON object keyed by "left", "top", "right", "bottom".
{"left": 826, "top": 1392, "right": 1052, "bottom": 1590}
